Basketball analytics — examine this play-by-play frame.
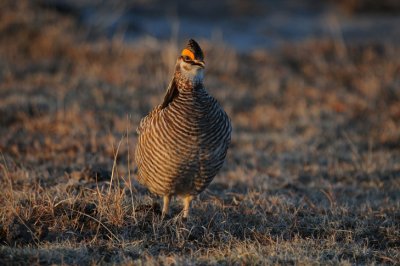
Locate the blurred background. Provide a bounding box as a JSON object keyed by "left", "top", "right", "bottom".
{"left": 34, "top": 0, "right": 400, "bottom": 49}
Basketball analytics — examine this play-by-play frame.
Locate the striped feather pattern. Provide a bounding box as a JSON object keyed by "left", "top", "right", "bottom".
{"left": 135, "top": 83, "right": 231, "bottom": 197}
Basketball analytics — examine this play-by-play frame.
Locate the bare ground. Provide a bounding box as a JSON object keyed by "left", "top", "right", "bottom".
{"left": 0, "top": 1, "right": 399, "bottom": 265}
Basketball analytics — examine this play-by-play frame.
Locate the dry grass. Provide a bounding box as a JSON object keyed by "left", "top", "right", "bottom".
{"left": 0, "top": 1, "right": 399, "bottom": 265}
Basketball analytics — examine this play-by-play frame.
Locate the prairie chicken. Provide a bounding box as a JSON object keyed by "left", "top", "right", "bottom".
{"left": 135, "top": 39, "right": 231, "bottom": 218}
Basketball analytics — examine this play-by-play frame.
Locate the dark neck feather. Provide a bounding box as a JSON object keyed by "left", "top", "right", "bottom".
{"left": 161, "top": 66, "right": 204, "bottom": 109}
{"left": 161, "top": 78, "right": 178, "bottom": 109}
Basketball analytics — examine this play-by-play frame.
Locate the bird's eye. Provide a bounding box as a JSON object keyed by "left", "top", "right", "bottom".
{"left": 184, "top": 56, "right": 191, "bottom": 61}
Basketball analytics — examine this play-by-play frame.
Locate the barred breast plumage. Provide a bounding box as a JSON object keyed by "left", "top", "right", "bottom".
{"left": 134, "top": 39, "right": 232, "bottom": 218}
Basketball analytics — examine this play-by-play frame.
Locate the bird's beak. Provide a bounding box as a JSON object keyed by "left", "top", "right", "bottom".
{"left": 193, "top": 60, "right": 205, "bottom": 68}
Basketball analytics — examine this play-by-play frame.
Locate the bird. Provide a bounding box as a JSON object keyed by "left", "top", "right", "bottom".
{"left": 135, "top": 39, "right": 232, "bottom": 218}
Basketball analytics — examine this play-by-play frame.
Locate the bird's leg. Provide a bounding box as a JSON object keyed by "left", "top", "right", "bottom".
{"left": 162, "top": 195, "right": 170, "bottom": 218}
{"left": 183, "top": 195, "right": 193, "bottom": 218}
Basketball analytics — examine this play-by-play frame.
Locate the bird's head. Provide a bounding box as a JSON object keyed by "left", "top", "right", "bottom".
{"left": 175, "top": 39, "right": 205, "bottom": 86}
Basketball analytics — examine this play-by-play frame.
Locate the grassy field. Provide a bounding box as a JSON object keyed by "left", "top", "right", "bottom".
{"left": 0, "top": 1, "right": 399, "bottom": 265}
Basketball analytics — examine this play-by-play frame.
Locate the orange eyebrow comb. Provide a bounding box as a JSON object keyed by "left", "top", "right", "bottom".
{"left": 181, "top": 48, "right": 195, "bottom": 60}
